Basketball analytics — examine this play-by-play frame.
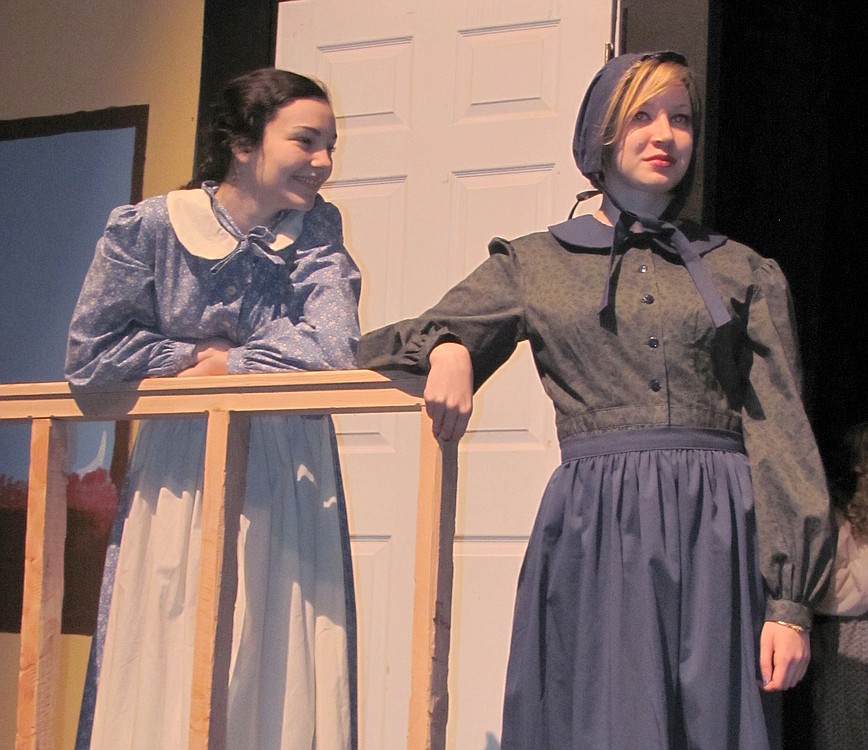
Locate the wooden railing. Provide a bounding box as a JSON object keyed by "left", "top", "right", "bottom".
{"left": 0, "top": 370, "right": 458, "bottom": 750}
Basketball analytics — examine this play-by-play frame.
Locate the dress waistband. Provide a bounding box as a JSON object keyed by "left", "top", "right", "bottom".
{"left": 560, "top": 427, "right": 744, "bottom": 463}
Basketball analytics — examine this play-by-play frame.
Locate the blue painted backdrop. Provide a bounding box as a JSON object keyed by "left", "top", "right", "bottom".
{"left": 0, "top": 128, "right": 136, "bottom": 479}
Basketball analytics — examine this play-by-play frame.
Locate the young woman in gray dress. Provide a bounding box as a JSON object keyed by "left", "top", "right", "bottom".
{"left": 67, "top": 69, "right": 360, "bottom": 749}
{"left": 359, "top": 51, "right": 834, "bottom": 749}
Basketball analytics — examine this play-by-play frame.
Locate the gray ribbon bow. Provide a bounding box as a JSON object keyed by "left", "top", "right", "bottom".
{"left": 210, "top": 226, "right": 288, "bottom": 275}
{"left": 600, "top": 211, "right": 731, "bottom": 328}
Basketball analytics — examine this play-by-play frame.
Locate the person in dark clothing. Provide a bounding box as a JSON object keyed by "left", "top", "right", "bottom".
{"left": 358, "top": 51, "right": 834, "bottom": 748}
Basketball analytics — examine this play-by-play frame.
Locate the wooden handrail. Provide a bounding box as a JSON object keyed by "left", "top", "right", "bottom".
{"left": 1, "top": 370, "right": 458, "bottom": 750}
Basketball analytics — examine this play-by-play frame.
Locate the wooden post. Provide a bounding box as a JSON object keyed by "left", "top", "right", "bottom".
{"left": 0, "top": 373, "right": 461, "bottom": 748}
{"left": 407, "top": 412, "right": 459, "bottom": 750}
{"left": 16, "top": 419, "right": 68, "bottom": 750}
{"left": 188, "top": 411, "right": 251, "bottom": 750}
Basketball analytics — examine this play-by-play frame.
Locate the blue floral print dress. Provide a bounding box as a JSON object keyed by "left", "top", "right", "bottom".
{"left": 66, "top": 183, "right": 361, "bottom": 750}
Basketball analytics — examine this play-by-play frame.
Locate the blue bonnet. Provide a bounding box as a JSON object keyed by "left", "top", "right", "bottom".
{"left": 551, "top": 51, "right": 731, "bottom": 328}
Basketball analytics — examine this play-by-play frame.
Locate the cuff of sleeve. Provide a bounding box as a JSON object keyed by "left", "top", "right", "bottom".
{"left": 149, "top": 340, "right": 196, "bottom": 376}
{"left": 358, "top": 323, "right": 461, "bottom": 373}
{"left": 226, "top": 347, "right": 247, "bottom": 374}
{"left": 764, "top": 599, "right": 813, "bottom": 630}
{"left": 174, "top": 341, "right": 198, "bottom": 370}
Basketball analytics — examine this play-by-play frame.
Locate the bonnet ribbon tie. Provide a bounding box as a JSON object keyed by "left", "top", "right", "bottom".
{"left": 597, "top": 211, "right": 731, "bottom": 328}
{"left": 210, "top": 226, "right": 288, "bottom": 274}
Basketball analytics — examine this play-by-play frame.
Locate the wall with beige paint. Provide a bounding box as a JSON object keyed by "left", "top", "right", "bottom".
{"left": 0, "top": 2, "right": 204, "bottom": 746}
{"left": 0, "top": 0, "right": 205, "bottom": 197}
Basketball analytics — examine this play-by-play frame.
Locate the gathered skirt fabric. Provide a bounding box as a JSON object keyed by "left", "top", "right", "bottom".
{"left": 502, "top": 427, "right": 776, "bottom": 750}
{"left": 76, "top": 414, "right": 355, "bottom": 750}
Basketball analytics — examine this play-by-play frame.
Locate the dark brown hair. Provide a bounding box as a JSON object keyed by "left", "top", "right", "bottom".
{"left": 833, "top": 422, "right": 868, "bottom": 538}
{"left": 188, "top": 68, "right": 330, "bottom": 187}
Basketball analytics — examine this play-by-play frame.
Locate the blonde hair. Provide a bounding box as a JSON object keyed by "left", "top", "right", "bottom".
{"left": 600, "top": 56, "right": 701, "bottom": 162}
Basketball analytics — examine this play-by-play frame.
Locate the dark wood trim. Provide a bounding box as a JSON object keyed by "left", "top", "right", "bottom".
{"left": 194, "top": 0, "right": 281, "bottom": 173}
{"left": 0, "top": 105, "right": 149, "bottom": 204}
{"left": 0, "top": 106, "right": 149, "bottom": 634}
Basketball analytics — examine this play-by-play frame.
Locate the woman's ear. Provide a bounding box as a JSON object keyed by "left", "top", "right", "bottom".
{"left": 231, "top": 145, "right": 254, "bottom": 165}
{"left": 229, "top": 137, "right": 256, "bottom": 165}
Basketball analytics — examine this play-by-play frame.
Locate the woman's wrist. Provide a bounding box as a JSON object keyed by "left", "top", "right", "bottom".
{"left": 764, "top": 599, "right": 812, "bottom": 630}
{"left": 428, "top": 340, "right": 469, "bottom": 366}
{"left": 768, "top": 619, "right": 810, "bottom": 634}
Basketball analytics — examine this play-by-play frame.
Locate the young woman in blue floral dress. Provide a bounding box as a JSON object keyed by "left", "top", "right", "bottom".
{"left": 67, "top": 68, "right": 360, "bottom": 750}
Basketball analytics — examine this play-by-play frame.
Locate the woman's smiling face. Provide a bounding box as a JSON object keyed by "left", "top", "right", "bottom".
{"left": 604, "top": 84, "right": 694, "bottom": 207}
{"left": 236, "top": 97, "right": 337, "bottom": 220}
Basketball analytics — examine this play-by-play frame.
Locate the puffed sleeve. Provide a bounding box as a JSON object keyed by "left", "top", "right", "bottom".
{"left": 357, "top": 238, "right": 526, "bottom": 389}
{"left": 815, "top": 516, "right": 868, "bottom": 616}
{"left": 65, "top": 202, "right": 197, "bottom": 386}
{"left": 224, "top": 201, "right": 362, "bottom": 372}
{"left": 741, "top": 258, "right": 836, "bottom": 627}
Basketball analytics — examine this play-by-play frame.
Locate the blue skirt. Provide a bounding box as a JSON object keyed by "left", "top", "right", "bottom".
{"left": 502, "top": 427, "right": 778, "bottom": 749}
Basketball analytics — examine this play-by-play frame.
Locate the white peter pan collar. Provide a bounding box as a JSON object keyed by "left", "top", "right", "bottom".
{"left": 166, "top": 188, "right": 305, "bottom": 260}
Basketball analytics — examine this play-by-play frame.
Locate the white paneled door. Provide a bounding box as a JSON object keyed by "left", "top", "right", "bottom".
{"left": 275, "top": 2, "right": 610, "bottom": 747}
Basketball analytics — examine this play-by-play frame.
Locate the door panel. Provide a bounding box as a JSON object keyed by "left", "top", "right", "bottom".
{"left": 276, "top": 2, "right": 609, "bottom": 745}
